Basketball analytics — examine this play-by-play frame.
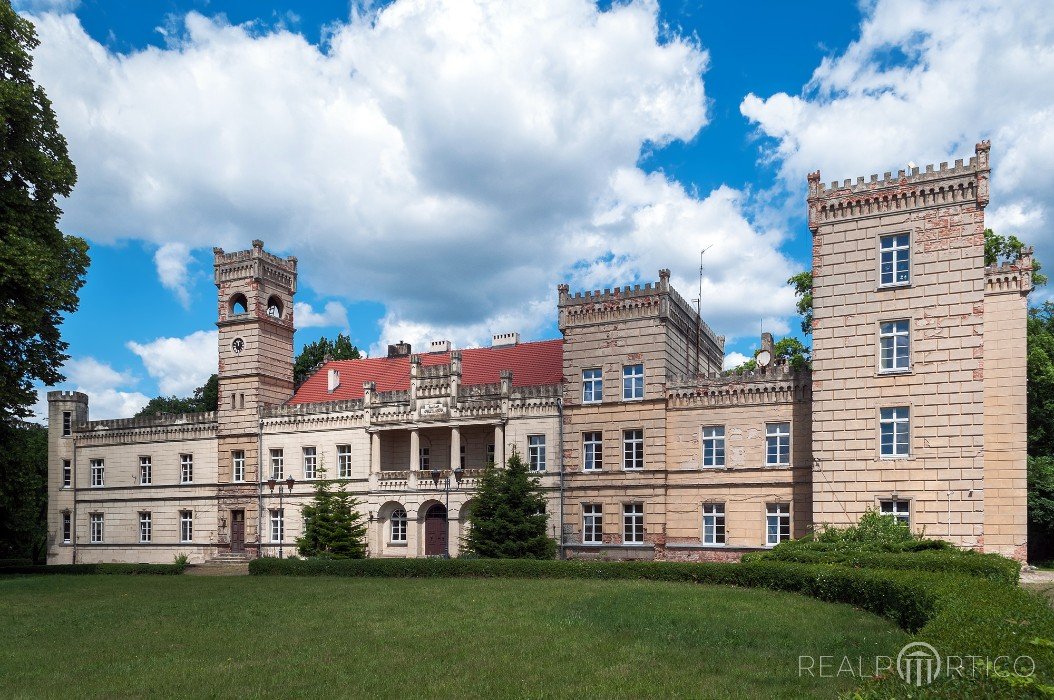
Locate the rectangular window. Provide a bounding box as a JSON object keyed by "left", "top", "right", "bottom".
{"left": 62, "top": 512, "right": 71, "bottom": 543}
{"left": 703, "top": 503, "right": 726, "bottom": 545}
{"left": 180, "top": 454, "right": 193, "bottom": 483}
{"left": 419, "top": 446, "right": 430, "bottom": 471}
{"left": 303, "top": 447, "right": 317, "bottom": 479}
{"left": 486, "top": 443, "right": 495, "bottom": 465}
{"left": 582, "top": 368, "right": 603, "bottom": 403}
{"left": 583, "top": 504, "right": 603, "bottom": 545}
{"left": 583, "top": 432, "right": 603, "bottom": 472}
{"left": 139, "top": 456, "right": 152, "bottom": 485}
{"left": 89, "top": 513, "right": 103, "bottom": 543}
{"left": 880, "top": 407, "right": 910, "bottom": 458}
{"left": 180, "top": 510, "right": 193, "bottom": 542}
{"left": 879, "top": 319, "right": 911, "bottom": 372}
{"left": 623, "top": 503, "right": 644, "bottom": 544}
{"left": 139, "top": 512, "right": 152, "bottom": 543}
{"left": 270, "top": 448, "right": 284, "bottom": 480}
{"left": 881, "top": 499, "right": 911, "bottom": 526}
{"left": 702, "top": 426, "right": 725, "bottom": 467}
{"left": 766, "top": 503, "right": 791, "bottom": 546}
{"left": 90, "top": 458, "right": 104, "bottom": 487}
{"left": 337, "top": 444, "right": 352, "bottom": 478}
{"left": 623, "top": 429, "right": 644, "bottom": 470}
{"left": 460, "top": 444, "right": 466, "bottom": 469}
{"left": 62, "top": 411, "right": 72, "bottom": 436}
{"left": 528, "top": 435, "right": 546, "bottom": 472}
{"left": 622, "top": 364, "right": 644, "bottom": 400}
{"left": 62, "top": 460, "right": 71, "bottom": 488}
{"left": 879, "top": 233, "right": 910, "bottom": 286}
{"left": 270, "top": 509, "right": 284, "bottom": 542}
{"left": 232, "top": 450, "right": 245, "bottom": 483}
{"left": 766, "top": 423, "right": 791, "bottom": 465}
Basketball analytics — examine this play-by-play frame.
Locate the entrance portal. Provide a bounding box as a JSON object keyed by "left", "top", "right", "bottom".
{"left": 424, "top": 504, "right": 448, "bottom": 556}
{"left": 230, "top": 510, "right": 245, "bottom": 552}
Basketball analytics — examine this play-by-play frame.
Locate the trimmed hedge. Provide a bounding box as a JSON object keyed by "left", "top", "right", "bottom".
{"left": 0, "top": 562, "right": 185, "bottom": 575}
{"left": 742, "top": 547, "right": 1021, "bottom": 585}
{"left": 0, "top": 558, "right": 33, "bottom": 568}
{"left": 250, "top": 557, "right": 1054, "bottom": 698}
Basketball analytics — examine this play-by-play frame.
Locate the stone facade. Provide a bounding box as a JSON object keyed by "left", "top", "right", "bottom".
{"left": 46, "top": 144, "right": 1031, "bottom": 564}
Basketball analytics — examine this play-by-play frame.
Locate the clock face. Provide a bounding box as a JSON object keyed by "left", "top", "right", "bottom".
{"left": 232, "top": 338, "right": 244, "bottom": 354}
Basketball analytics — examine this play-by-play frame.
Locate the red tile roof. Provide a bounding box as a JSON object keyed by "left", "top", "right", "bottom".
{"left": 288, "top": 338, "right": 564, "bottom": 405}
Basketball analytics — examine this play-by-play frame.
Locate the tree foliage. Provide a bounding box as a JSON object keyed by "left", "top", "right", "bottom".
{"left": 1028, "top": 457, "right": 1054, "bottom": 563}
{"left": 465, "top": 450, "right": 556, "bottom": 559}
{"left": 985, "top": 228, "right": 1047, "bottom": 285}
{"left": 0, "top": 3, "right": 90, "bottom": 421}
{"left": 730, "top": 337, "right": 811, "bottom": 373}
{"left": 296, "top": 467, "right": 368, "bottom": 559}
{"left": 294, "top": 333, "right": 361, "bottom": 387}
{"left": 1027, "top": 302, "right": 1054, "bottom": 561}
{"left": 787, "top": 271, "right": 813, "bottom": 335}
{"left": 0, "top": 421, "right": 47, "bottom": 562}
{"left": 134, "top": 373, "right": 218, "bottom": 417}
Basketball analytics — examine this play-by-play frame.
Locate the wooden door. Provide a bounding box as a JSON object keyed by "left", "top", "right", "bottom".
{"left": 230, "top": 510, "right": 245, "bottom": 552}
{"left": 424, "top": 504, "right": 448, "bottom": 556}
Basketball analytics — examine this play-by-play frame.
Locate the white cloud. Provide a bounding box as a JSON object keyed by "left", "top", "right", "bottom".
{"left": 294, "top": 301, "right": 349, "bottom": 329}
{"left": 14, "top": 0, "right": 79, "bottom": 12}
{"left": 127, "top": 330, "right": 218, "bottom": 396}
{"left": 154, "top": 242, "right": 193, "bottom": 307}
{"left": 31, "top": 357, "right": 150, "bottom": 422}
{"left": 29, "top": 0, "right": 799, "bottom": 347}
{"left": 722, "top": 352, "right": 749, "bottom": 371}
{"left": 741, "top": 0, "right": 1054, "bottom": 246}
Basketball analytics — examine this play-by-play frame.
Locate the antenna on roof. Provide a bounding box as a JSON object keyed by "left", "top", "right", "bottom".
{"left": 691, "top": 245, "right": 713, "bottom": 317}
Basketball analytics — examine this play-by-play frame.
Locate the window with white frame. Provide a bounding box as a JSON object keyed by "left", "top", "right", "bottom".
{"left": 139, "top": 512, "right": 152, "bottom": 543}
{"left": 232, "top": 450, "right": 245, "bottom": 483}
{"left": 180, "top": 454, "right": 193, "bottom": 483}
{"left": 139, "top": 456, "right": 152, "bottom": 485}
{"left": 880, "top": 407, "right": 910, "bottom": 458}
{"left": 766, "top": 503, "right": 790, "bottom": 545}
{"left": 62, "top": 460, "right": 71, "bottom": 488}
{"left": 702, "top": 503, "right": 725, "bottom": 545}
{"left": 337, "top": 444, "right": 352, "bottom": 478}
{"left": 766, "top": 423, "right": 791, "bottom": 465}
{"left": 623, "top": 503, "right": 644, "bottom": 544}
{"left": 89, "top": 513, "right": 103, "bottom": 543}
{"left": 390, "top": 508, "right": 407, "bottom": 543}
{"left": 583, "top": 504, "right": 603, "bottom": 545}
{"left": 419, "top": 446, "right": 430, "bottom": 470}
{"left": 880, "top": 233, "right": 910, "bottom": 286}
{"left": 62, "top": 411, "right": 72, "bottom": 436}
{"left": 622, "top": 364, "right": 644, "bottom": 400}
{"left": 702, "top": 426, "right": 725, "bottom": 467}
{"left": 583, "top": 432, "right": 603, "bottom": 472}
{"left": 270, "top": 509, "right": 284, "bottom": 542}
{"left": 582, "top": 368, "right": 603, "bottom": 403}
{"left": 270, "top": 449, "right": 284, "bottom": 480}
{"left": 881, "top": 499, "right": 911, "bottom": 526}
{"left": 528, "top": 435, "right": 546, "bottom": 472}
{"left": 90, "top": 458, "right": 104, "bottom": 487}
{"left": 303, "top": 447, "right": 317, "bottom": 479}
{"left": 180, "top": 510, "right": 193, "bottom": 542}
{"left": 623, "top": 429, "right": 644, "bottom": 470}
{"left": 62, "top": 512, "right": 71, "bottom": 543}
{"left": 879, "top": 320, "right": 911, "bottom": 372}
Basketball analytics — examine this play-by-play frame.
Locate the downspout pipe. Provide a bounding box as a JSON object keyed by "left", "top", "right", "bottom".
{"left": 257, "top": 414, "right": 264, "bottom": 558}
{"left": 557, "top": 397, "right": 565, "bottom": 560}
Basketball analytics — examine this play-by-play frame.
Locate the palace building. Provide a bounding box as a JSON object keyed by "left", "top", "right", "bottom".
{"left": 46, "top": 141, "right": 1032, "bottom": 564}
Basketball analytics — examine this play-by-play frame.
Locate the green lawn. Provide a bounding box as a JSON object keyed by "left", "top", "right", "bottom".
{"left": 0, "top": 575, "right": 908, "bottom": 698}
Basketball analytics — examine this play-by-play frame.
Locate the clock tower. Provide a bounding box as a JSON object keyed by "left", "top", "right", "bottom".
{"left": 213, "top": 240, "right": 297, "bottom": 555}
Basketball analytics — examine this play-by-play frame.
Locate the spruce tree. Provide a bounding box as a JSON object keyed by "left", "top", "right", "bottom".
{"left": 465, "top": 450, "right": 556, "bottom": 559}
{"left": 296, "top": 467, "right": 368, "bottom": 559}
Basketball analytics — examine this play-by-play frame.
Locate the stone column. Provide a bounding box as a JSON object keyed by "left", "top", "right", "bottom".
{"left": 494, "top": 424, "right": 505, "bottom": 467}
{"left": 450, "top": 426, "right": 461, "bottom": 471}
{"left": 409, "top": 428, "right": 420, "bottom": 471}
{"left": 370, "top": 432, "right": 380, "bottom": 474}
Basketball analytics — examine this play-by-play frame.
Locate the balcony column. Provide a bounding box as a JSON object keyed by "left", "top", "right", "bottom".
{"left": 450, "top": 426, "right": 462, "bottom": 471}
{"left": 409, "top": 428, "right": 420, "bottom": 472}
{"left": 370, "top": 432, "right": 380, "bottom": 474}
{"left": 494, "top": 424, "right": 505, "bottom": 467}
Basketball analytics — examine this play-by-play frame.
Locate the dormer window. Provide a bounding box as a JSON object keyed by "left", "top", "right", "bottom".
{"left": 328, "top": 369, "right": 340, "bottom": 392}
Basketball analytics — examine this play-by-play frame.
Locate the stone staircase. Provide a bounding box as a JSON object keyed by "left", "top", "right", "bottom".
{"left": 185, "top": 551, "right": 251, "bottom": 576}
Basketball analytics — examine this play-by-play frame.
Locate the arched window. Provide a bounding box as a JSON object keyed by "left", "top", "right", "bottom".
{"left": 230, "top": 293, "right": 248, "bottom": 315}
{"left": 267, "top": 295, "right": 283, "bottom": 319}
{"left": 390, "top": 509, "right": 407, "bottom": 543}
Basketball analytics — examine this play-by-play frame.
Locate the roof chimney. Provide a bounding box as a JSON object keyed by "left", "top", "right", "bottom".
{"left": 387, "top": 341, "right": 412, "bottom": 358}
{"left": 492, "top": 332, "right": 520, "bottom": 347}
{"left": 430, "top": 340, "right": 451, "bottom": 353}
{"left": 327, "top": 369, "right": 340, "bottom": 392}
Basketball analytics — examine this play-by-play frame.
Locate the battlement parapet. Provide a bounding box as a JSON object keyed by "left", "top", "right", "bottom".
{"left": 79, "top": 411, "right": 217, "bottom": 432}
{"left": 985, "top": 246, "right": 1035, "bottom": 296}
{"left": 213, "top": 240, "right": 298, "bottom": 292}
{"left": 47, "top": 390, "right": 88, "bottom": 403}
{"left": 262, "top": 400, "right": 364, "bottom": 418}
{"left": 807, "top": 141, "right": 991, "bottom": 231}
{"left": 667, "top": 365, "right": 811, "bottom": 408}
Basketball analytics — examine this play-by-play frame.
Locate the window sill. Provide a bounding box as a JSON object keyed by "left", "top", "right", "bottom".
{"left": 387, "top": 542, "right": 408, "bottom": 547}
{"left": 621, "top": 397, "right": 645, "bottom": 403}
{"left": 582, "top": 469, "right": 603, "bottom": 474}
{"left": 878, "top": 455, "right": 913, "bottom": 461}
{"left": 877, "top": 369, "right": 912, "bottom": 377}
{"left": 877, "top": 283, "right": 911, "bottom": 291}
{"left": 581, "top": 400, "right": 602, "bottom": 406}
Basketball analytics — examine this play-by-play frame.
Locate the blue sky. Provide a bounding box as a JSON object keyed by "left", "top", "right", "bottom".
{"left": 21, "top": 0, "right": 1054, "bottom": 418}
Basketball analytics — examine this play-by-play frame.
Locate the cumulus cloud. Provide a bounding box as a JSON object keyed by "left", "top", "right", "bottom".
{"left": 29, "top": 0, "right": 799, "bottom": 347}
{"left": 127, "top": 330, "right": 218, "bottom": 396}
{"left": 13, "top": 0, "right": 79, "bottom": 12}
{"left": 154, "top": 242, "right": 193, "bottom": 307}
{"left": 294, "top": 301, "right": 349, "bottom": 329}
{"left": 722, "top": 352, "right": 750, "bottom": 371}
{"left": 34, "top": 357, "right": 150, "bottom": 421}
{"left": 741, "top": 0, "right": 1054, "bottom": 245}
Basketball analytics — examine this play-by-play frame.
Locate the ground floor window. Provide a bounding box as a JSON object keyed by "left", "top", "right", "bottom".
{"left": 623, "top": 503, "right": 644, "bottom": 544}
{"left": 270, "top": 509, "right": 284, "bottom": 543}
{"left": 702, "top": 503, "right": 725, "bottom": 544}
{"left": 880, "top": 499, "right": 911, "bottom": 526}
{"left": 90, "top": 513, "right": 104, "bottom": 543}
{"left": 583, "top": 504, "right": 603, "bottom": 544}
{"left": 62, "top": 512, "right": 71, "bottom": 543}
{"left": 180, "top": 511, "right": 193, "bottom": 542}
{"left": 390, "top": 509, "right": 407, "bottom": 543}
{"left": 139, "top": 512, "right": 152, "bottom": 543}
{"left": 766, "top": 503, "right": 790, "bottom": 545}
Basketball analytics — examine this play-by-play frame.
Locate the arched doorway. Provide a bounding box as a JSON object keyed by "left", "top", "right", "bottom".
{"left": 424, "top": 503, "right": 448, "bottom": 556}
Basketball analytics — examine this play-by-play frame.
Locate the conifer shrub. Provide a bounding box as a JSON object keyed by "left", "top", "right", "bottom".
{"left": 296, "top": 467, "right": 368, "bottom": 559}
{"left": 464, "top": 450, "right": 556, "bottom": 559}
